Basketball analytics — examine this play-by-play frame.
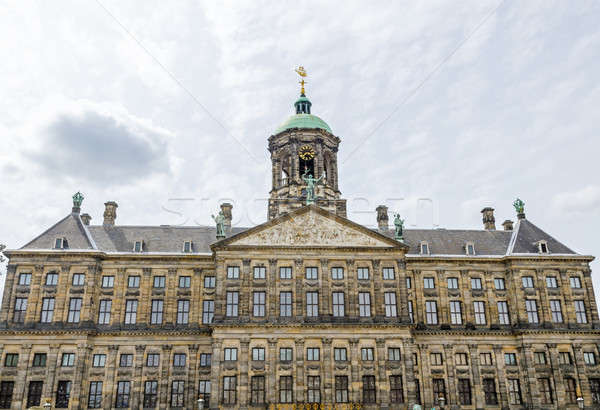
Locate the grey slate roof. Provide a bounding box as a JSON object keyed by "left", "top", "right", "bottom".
{"left": 19, "top": 210, "right": 578, "bottom": 256}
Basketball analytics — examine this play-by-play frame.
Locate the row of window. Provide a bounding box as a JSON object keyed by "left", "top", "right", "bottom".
{"left": 414, "top": 275, "right": 584, "bottom": 291}
{"left": 225, "top": 265, "right": 397, "bottom": 281}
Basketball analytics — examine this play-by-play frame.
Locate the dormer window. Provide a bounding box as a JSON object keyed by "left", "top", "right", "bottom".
{"left": 465, "top": 242, "right": 476, "bottom": 256}
{"left": 537, "top": 241, "right": 549, "bottom": 254}
{"left": 183, "top": 241, "right": 193, "bottom": 253}
{"left": 420, "top": 242, "right": 430, "bottom": 255}
{"left": 133, "top": 240, "right": 144, "bottom": 253}
{"left": 54, "top": 237, "right": 68, "bottom": 249}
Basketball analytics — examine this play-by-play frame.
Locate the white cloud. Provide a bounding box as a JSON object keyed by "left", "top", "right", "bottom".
{"left": 553, "top": 186, "right": 600, "bottom": 216}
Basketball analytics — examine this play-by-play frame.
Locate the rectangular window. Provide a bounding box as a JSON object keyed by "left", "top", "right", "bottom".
{"left": 115, "top": 381, "right": 130, "bottom": 408}
{"left": 575, "top": 300, "right": 587, "bottom": 323}
{"left": 33, "top": 353, "right": 46, "bottom": 367}
{"left": 173, "top": 353, "right": 186, "bottom": 367}
{"left": 480, "top": 352, "right": 493, "bottom": 366}
{"left": 384, "top": 292, "right": 397, "bottom": 317}
{"left": 494, "top": 278, "right": 505, "bottom": 290}
{"left": 455, "top": 353, "right": 468, "bottom": 365}
{"left": 279, "top": 266, "right": 292, "bottom": 279}
{"left": 359, "top": 292, "right": 371, "bottom": 317}
{"left": 13, "top": 297, "right": 27, "bottom": 323}
{"left": 466, "top": 243, "right": 475, "bottom": 255}
{"left": 252, "top": 347, "right": 265, "bottom": 361}
{"left": 151, "top": 299, "right": 163, "bottom": 324}
{"left": 565, "top": 377, "right": 577, "bottom": 404}
{"left": 55, "top": 381, "right": 71, "bottom": 408}
{"left": 67, "top": 298, "right": 82, "bottom": 323}
{"left": 202, "top": 300, "right": 214, "bottom": 324}
{"left": 546, "top": 276, "right": 558, "bottom": 288}
{"left": 27, "top": 381, "right": 43, "bottom": 408}
{"left": 591, "top": 379, "right": 600, "bottom": 403}
{"left": 101, "top": 275, "right": 114, "bottom": 288}
{"left": 305, "top": 266, "right": 318, "bottom": 280}
{"left": 200, "top": 353, "right": 211, "bottom": 367}
{"left": 390, "top": 375, "right": 404, "bottom": 403}
{"left": 133, "top": 240, "right": 143, "bottom": 252}
{"left": 483, "top": 378, "right": 498, "bottom": 405}
{"left": 222, "top": 376, "right": 237, "bottom": 405}
{"left": 415, "top": 379, "right": 421, "bottom": 404}
{"left": 306, "top": 291, "right": 319, "bottom": 317}
{"left": 471, "top": 278, "right": 482, "bottom": 290}
{"left": 178, "top": 276, "right": 191, "bottom": 288}
{"left": 504, "top": 353, "right": 517, "bottom": 365}
{"left": 198, "top": 380, "right": 211, "bottom": 407}
{"left": 0, "top": 381, "right": 14, "bottom": 409}
{"left": 334, "top": 348, "right": 347, "bottom": 361}
{"left": 534, "top": 351, "right": 547, "bottom": 364}
{"left": 559, "top": 351, "right": 572, "bottom": 365}
{"left": 253, "top": 266, "right": 266, "bottom": 279}
{"left": 177, "top": 299, "right": 190, "bottom": 324}
{"left": 382, "top": 267, "right": 395, "bottom": 280}
{"left": 280, "top": 291, "right": 292, "bottom": 317}
{"left": 119, "top": 354, "right": 133, "bottom": 367}
{"left": 432, "top": 379, "right": 446, "bottom": 405}
{"left": 406, "top": 277, "right": 412, "bottom": 289}
{"left": 98, "top": 299, "right": 111, "bottom": 325}
{"left": 362, "top": 375, "right": 376, "bottom": 403}
{"left": 585, "top": 352, "right": 597, "bottom": 365}
{"left": 526, "top": 299, "right": 539, "bottom": 323}
{"left": 570, "top": 276, "right": 582, "bottom": 288}
{"left": 279, "top": 376, "right": 293, "bottom": 403}
{"left": 227, "top": 266, "right": 240, "bottom": 279}
{"left": 539, "top": 378, "right": 553, "bottom": 404}
{"left": 361, "top": 347, "right": 374, "bottom": 361}
{"left": 430, "top": 352, "right": 443, "bottom": 366}
{"left": 224, "top": 348, "right": 238, "bottom": 362}
{"left": 447, "top": 277, "right": 458, "bottom": 289}
{"left": 4, "top": 353, "right": 18, "bottom": 367}
{"left": 522, "top": 276, "right": 534, "bottom": 288}
{"left": 250, "top": 376, "right": 265, "bottom": 405}
{"left": 46, "top": 272, "right": 58, "bottom": 286}
{"left": 331, "top": 267, "right": 344, "bottom": 280}
{"left": 279, "top": 347, "right": 293, "bottom": 362}
{"left": 127, "top": 275, "right": 140, "bottom": 288}
{"left": 204, "top": 276, "right": 215, "bottom": 288}
{"left": 92, "top": 354, "right": 106, "bottom": 367}
{"left": 72, "top": 273, "right": 85, "bottom": 286}
{"left": 425, "top": 301, "right": 438, "bottom": 324}
{"left": 508, "top": 379, "right": 522, "bottom": 405}
{"left": 18, "top": 273, "right": 31, "bottom": 286}
{"left": 146, "top": 353, "right": 160, "bottom": 367}
{"left": 153, "top": 275, "right": 165, "bottom": 288}
{"left": 408, "top": 301, "right": 414, "bottom": 323}
{"left": 226, "top": 291, "right": 239, "bottom": 317}
{"left": 143, "top": 381, "right": 158, "bottom": 408}
{"left": 450, "top": 301, "right": 462, "bottom": 324}
{"left": 332, "top": 292, "right": 345, "bottom": 317}
{"left": 87, "top": 381, "right": 102, "bottom": 409}
{"left": 458, "top": 379, "right": 472, "bottom": 405}
{"left": 253, "top": 292, "right": 266, "bottom": 317}
{"left": 423, "top": 277, "right": 435, "bottom": 289}
{"left": 357, "top": 267, "right": 370, "bottom": 280}
{"left": 497, "top": 301, "right": 510, "bottom": 325}
{"left": 307, "top": 347, "right": 320, "bottom": 361}
{"left": 550, "top": 300, "right": 563, "bottom": 323}
{"left": 474, "top": 301, "right": 486, "bottom": 324}
{"left": 307, "top": 376, "right": 321, "bottom": 403}
{"left": 388, "top": 348, "right": 401, "bottom": 361}
{"left": 335, "top": 376, "right": 349, "bottom": 403}
{"left": 183, "top": 240, "right": 192, "bottom": 253}
{"left": 171, "top": 380, "right": 185, "bottom": 407}
{"left": 124, "top": 300, "right": 138, "bottom": 324}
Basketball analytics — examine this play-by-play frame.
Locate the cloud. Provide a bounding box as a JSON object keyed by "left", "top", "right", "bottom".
{"left": 23, "top": 101, "right": 173, "bottom": 185}
{"left": 553, "top": 186, "right": 600, "bottom": 216}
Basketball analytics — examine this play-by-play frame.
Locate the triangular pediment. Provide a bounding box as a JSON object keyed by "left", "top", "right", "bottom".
{"left": 216, "top": 206, "right": 405, "bottom": 249}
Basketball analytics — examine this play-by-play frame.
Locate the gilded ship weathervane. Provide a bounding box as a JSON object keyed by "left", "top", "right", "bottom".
{"left": 295, "top": 66, "right": 307, "bottom": 95}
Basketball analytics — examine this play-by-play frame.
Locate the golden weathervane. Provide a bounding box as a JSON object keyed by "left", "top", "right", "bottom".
{"left": 295, "top": 66, "right": 307, "bottom": 95}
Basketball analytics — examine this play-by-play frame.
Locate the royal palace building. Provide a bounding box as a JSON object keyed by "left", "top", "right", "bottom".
{"left": 1, "top": 83, "right": 600, "bottom": 410}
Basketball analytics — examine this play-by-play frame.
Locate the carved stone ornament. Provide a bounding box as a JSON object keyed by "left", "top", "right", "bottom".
{"left": 232, "top": 211, "right": 392, "bottom": 247}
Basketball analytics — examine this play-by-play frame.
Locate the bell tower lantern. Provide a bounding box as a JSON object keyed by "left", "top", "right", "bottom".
{"left": 267, "top": 68, "right": 346, "bottom": 220}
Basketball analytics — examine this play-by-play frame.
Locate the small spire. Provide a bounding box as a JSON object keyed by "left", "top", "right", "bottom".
{"left": 513, "top": 198, "right": 526, "bottom": 219}
{"left": 72, "top": 191, "right": 84, "bottom": 214}
{"left": 295, "top": 66, "right": 307, "bottom": 95}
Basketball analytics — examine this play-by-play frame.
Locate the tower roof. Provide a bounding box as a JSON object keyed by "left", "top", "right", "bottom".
{"left": 274, "top": 113, "right": 332, "bottom": 134}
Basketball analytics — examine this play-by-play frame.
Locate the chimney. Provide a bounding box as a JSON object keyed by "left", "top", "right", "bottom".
{"left": 103, "top": 201, "right": 118, "bottom": 226}
{"left": 376, "top": 205, "right": 389, "bottom": 232}
{"left": 81, "top": 213, "right": 92, "bottom": 226}
{"left": 481, "top": 207, "right": 496, "bottom": 230}
{"left": 502, "top": 219, "right": 514, "bottom": 231}
{"left": 220, "top": 203, "right": 233, "bottom": 233}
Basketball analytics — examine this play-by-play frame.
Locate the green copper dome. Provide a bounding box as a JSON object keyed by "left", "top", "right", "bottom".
{"left": 274, "top": 94, "right": 332, "bottom": 134}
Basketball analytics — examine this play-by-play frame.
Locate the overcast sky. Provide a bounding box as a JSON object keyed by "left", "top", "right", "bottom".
{"left": 1, "top": 1, "right": 600, "bottom": 301}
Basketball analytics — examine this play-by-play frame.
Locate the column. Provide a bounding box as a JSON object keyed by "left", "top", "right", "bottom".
{"left": 187, "top": 344, "right": 199, "bottom": 408}
{"left": 193, "top": 269, "right": 203, "bottom": 325}
{"left": 518, "top": 343, "right": 536, "bottom": 407}
{"left": 295, "top": 338, "right": 306, "bottom": 403}
{"left": 443, "top": 344, "right": 456, "bottom": 406}
{"left": 54, "top": 264, "right": 71, "bottom": 322}
{"left": 403, "top": 338, "right": 418, "bottom": 406}
{"left": 44, "top": 344, "right": 61, "bottom": 400}
{"left": 371, "top": 260, "right": 382, "bottom": 318}
{"left": 492, "top": 344, "right": 508, "bottom": 408}
{"left": 0, "top": 264, "right": 16, "bottom": 323}
{"left": 166, "top": 268, "right": 177, "bottom": 325}
{"left": 131, "top": 344, "right": 146, "bottom": 409}
{"left": 572, "top": 343, "right": 592, "bottom": 406}
{"left": 241, "top": 260, "right": 251, "bottom": 319}
{"left": 321, "top": 338, "right": 333, "bottom": 403}
{"left": 348, "top": 338, "right": 360, "bottom": 403}
{"left": 294, "top": 259, "right": 304, "bottom": 319}
{"left": 71, "top": 342, "right": 92, "bottom": 409}
{"left": 268, "top": 259, "right": 278, "bottom": 319}
{"left": 397, "top": 259, "right": 410, "bottom": 323}
{"left": 104, "top": 345, "right": 119, "bottom": 410}
{"left": 468, "top": 343, "right": 484, "bottom": 408}
{"left": 239, "top": 338, "right": 250, "bottom": 407}
{"left": 266, "top": 338, "right": 278, "bottom": 405}
{"left": 320, "top": 259, "right": 330, "bottom": 317}
{"left": 139, "top": 268, "right": 152, "bottom": 324}
{"left": 25, "top": 264, "right": 44, "bottom": 323}
{"left": 376, "top": 338, "right": 389, "bottom": 408}
{"left": 536, "top": 269, "right": 551, "bottom": 326}
{"left": 12, "top": 343, "right": 33, "bottom": 409}
{"left": 159, "top": 344, "right": 173, "bottom": 409}
{"left": 583, "top": 268, "right": 600, "bottom": 327}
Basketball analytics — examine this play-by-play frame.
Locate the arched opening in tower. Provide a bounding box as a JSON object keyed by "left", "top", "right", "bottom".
{"left": 299, "top": 157, "right": 314, "bottom": 177}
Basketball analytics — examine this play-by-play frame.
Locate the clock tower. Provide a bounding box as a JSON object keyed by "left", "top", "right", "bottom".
{"left": 267, "top": 78, "right": 346, "bottom": 219}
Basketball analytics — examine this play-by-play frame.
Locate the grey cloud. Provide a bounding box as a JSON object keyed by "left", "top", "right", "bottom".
{"left": 26, "top": 109, "right": 171, "bottom": 185}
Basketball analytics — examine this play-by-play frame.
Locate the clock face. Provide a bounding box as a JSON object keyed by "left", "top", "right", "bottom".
{"left": 299, "top": 145, "right": 315, "bottom": 160}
